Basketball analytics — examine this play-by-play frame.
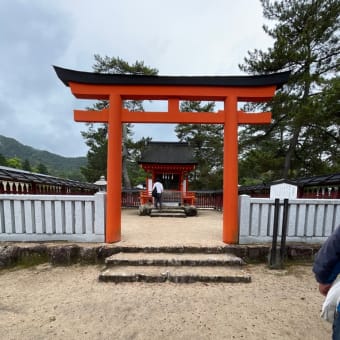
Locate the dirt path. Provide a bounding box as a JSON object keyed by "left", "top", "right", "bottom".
{"left": 0, "top": 264, "right": 331, "bottom": 340}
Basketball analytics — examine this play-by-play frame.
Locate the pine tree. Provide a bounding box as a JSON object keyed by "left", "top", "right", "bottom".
{"left": 81, "top": 124, "right": 108, "bottom": 183}
{"left": 175, "top": 101, "right": 224, "bottom": 189}
{"left": 80, "top": 55, "right": 158, "bottom": 187}
{"left": 239, "top": 0, "right": 340, "bottom": 181}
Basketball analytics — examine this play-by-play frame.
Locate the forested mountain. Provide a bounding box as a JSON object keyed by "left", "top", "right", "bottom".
{"left": 0, "top": 135, "right": 86, "bottom": 180}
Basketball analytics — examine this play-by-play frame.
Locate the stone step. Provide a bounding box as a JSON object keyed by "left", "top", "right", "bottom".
{"left": 151, "top": 208, "right": 185, "bottom": 213}
{"left": 99, "top": 252, "right": 250, "bottom": 284}
{"left": 150, "top": 208, "right": 187, "bottom": 218}
{"left": 162, "top": 202, "right": 181, "bottom": 207}
{"left": 99, "top": 266, "right": 251, "bottom": 283}
{"left": 151, "top": 212, "right": 187, "bottom": 218}
{"left": 105, "top": 252, "right": 245, "bottom": 267}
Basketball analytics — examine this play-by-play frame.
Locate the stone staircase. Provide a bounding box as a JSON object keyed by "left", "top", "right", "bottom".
{"left": 98, "top": 249, "right": 251, "bottom": 283}
{"left": 150, "top": 206, "right": 187, "bottom": 218}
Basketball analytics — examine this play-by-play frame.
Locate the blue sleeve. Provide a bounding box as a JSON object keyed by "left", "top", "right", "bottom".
{"left": 313, "top": 226, "right": 340, "bottom": 284}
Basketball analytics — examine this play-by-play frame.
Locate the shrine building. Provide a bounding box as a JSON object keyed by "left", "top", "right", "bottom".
{"left": 138, "top": 141, "right": 197, "bottom": 206}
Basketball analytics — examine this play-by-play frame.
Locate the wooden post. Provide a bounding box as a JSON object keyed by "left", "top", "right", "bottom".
{"left": 223, "top": 95, "right": 239, "bottom": 244}
{"left": 105, "top": 94, "right": 122, "bottom": 242}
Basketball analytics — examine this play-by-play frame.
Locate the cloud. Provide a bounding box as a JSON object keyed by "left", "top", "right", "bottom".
{"left": 0, "top": 0, "right": 86, "bottom": 156}
{"left": 0, "top": 1, "right": 71, "bottom": 96}
{"left": 0, "top": 0, "right": 272, "bottom": 157}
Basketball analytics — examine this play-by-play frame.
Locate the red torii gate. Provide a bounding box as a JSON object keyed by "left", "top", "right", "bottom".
{"left": 54, "top": 66, "right": 289, "bottom": 244}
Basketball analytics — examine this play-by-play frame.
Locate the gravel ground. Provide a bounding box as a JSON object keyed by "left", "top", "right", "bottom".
{"left": 0, "top": 263, "right": 331, "bottom": 340}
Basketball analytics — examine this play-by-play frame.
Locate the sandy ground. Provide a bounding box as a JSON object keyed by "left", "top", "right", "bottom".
{"left": 0, "top": 263, "right": 331, "bottom": 340}
{"left": 119, "top": 208, "right": 226, "bottom": 247}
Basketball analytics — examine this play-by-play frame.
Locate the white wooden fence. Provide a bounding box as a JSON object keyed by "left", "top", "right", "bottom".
{"left": 1, "top": 193, "right": 340, "bottom": 244}
{"left": 239, "top": 195, "right": 340, "bottom": 244}
{"left": 0, "top": 193, "right": 105, "bottom": 242}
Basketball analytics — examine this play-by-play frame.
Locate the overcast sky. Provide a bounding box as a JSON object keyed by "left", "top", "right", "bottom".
{"left": 0, "top": 0, "right": 273, "bottom": 157}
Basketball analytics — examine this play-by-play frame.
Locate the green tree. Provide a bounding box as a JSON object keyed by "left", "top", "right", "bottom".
{"left": 126, "top": 136, "right": 152, "bottom": 187}
{"left": 81, "top": 124, "right": 108, "bottom": 183}
{"left": 7, "top": 157, "right": 22, "bottom": 169}
{"left": 81, "top": 55, "right": 158, "bottom": 187}
{"left": 175, "top": 101, "right": 224, "bottom": 189}
{"left": 239, "top": 0, "right": 340, "bottom": 181}
{"left": 36, "top": 163, "right": 49, "bottom": 175}
{"left": 57, "top": 170, "right": 86, "bottom": 182}
{"left": 0, "top": 153, "right": 7, "bottom": 166}
{"left": 22, "top": 159, "right": 32, "bottom": 172}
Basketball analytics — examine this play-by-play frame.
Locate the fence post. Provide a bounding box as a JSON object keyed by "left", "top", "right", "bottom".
{"left": 94, "top": 192, "right": 106, "bottom": 238}
{"left": 269, "top": 198, "right": 289, "bottom": 269}
{"left": 280, "top": 198, "right": 289, "bottom": 264}
{"left": 269, "top": 198, "right": 280, "bottom": 268}
{"left": 238, "top": 195, "right": 251, "bottom": 242}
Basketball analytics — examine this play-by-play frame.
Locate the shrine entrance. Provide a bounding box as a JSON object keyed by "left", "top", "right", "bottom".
{"left": 162, "top": 175, "right": 179, "bottom": 190}
{"left": 54, "top": 66, "right": 289, "bottom": 244}
{"left": 138, "top": 141, "right": 197, "bottom": 206}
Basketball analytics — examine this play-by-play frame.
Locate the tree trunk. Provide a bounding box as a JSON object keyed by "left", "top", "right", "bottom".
{"left": 283, "top": 64, "right": 312, "bottom": 179}
{"left": 122, "top": 124, "right": 132, "bottom": 189}
{"left": 282, "top": 125, "right": 301, "bottom": 179}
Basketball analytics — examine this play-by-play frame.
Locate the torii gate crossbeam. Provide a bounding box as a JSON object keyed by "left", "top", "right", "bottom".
{"left": 54, "top": 66, "right": 290, "bottom": 244}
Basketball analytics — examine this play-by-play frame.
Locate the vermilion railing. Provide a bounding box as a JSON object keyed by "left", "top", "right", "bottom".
{"left": 139, "top": 189, "right": 196, "bottom": 206}
{"left": 122, "top": 189, "right": 223, "bottom": 209}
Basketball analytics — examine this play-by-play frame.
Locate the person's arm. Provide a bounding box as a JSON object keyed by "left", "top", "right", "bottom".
{"left": 313, "top": 226, "right": 340, "bottom": 294}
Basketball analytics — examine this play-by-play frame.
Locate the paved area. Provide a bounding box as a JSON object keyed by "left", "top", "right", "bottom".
{"left": 120, "top": 208, "right": 226, "bottom": 247}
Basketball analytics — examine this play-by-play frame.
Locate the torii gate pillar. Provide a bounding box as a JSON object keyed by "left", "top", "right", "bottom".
{"left": 54, "top": 66, "right": 289, "bottom": 244}
{"left": 223, "top": 96, "right": 239, "bottom": 243}
{"left": 106, "top": 94, "right": 122, "bottom": 242}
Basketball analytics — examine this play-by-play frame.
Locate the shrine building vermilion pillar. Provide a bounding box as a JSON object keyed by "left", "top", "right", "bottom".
{"left": 54, "top": 66, "right": 289, "bottom": 244}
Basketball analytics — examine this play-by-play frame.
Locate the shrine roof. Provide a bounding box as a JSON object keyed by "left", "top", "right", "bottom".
{"left": 295, "top": 172, "right": 340, "bottom": 187}
{"left": 238, "top": 172, "right": 340, "bottom": 194}
{"left": 139, "top": 142, "right": 197, "bottom": 165}
{"left": 54, "top": 66, "right": 290, "bottom": 88}
{"left": 0, "top": 165, "right": 97, "bottom": 189}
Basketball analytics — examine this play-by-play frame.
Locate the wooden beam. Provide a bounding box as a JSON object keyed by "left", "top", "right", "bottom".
{"left": 122, "top": 108, "right": 225, "bottom": 124}
{"left": 74, "top": 109, "right": 109, "bottom": 122}
{"left": 69, "top": 82, "right": 277, "bottom": 102}
{"left": 237, "top": 111, "right": 272, "bottom": 124}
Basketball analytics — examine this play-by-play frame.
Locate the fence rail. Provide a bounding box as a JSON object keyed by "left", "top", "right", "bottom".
{"left": 121, "top": 189, "right": 223, "bottom": 209}
{"left": 121, "top": 190, "right": 140, "bottom": 207}
{"left": 194, "top": 190, "right": 223, "bottom": 209}
{"left": 0, "top": 194, "right": 105, "bottom": 242}
{"left": 2, "top": 192, "right": 340, "bottom": 244}
{"left": 239, "top": 195, "right": 340, "bottom": 244}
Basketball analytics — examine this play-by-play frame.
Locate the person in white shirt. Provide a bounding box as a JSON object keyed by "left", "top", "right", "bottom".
{"left": 152, "top": 178, "right": 164, "bottom": 209}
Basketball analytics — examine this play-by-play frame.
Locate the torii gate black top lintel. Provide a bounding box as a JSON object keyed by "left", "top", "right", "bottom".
{"left": 54, "top": 66, "right": 290, "bottom": 88}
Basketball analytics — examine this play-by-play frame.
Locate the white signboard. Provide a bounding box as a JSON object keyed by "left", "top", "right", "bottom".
{"left": 270, "top": 182, "right": 297, "bottom": 199}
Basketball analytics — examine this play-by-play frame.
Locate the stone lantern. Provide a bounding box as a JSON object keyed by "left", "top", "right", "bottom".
{"left": 94, "top": 175, "right": 107, "bottom": 192}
